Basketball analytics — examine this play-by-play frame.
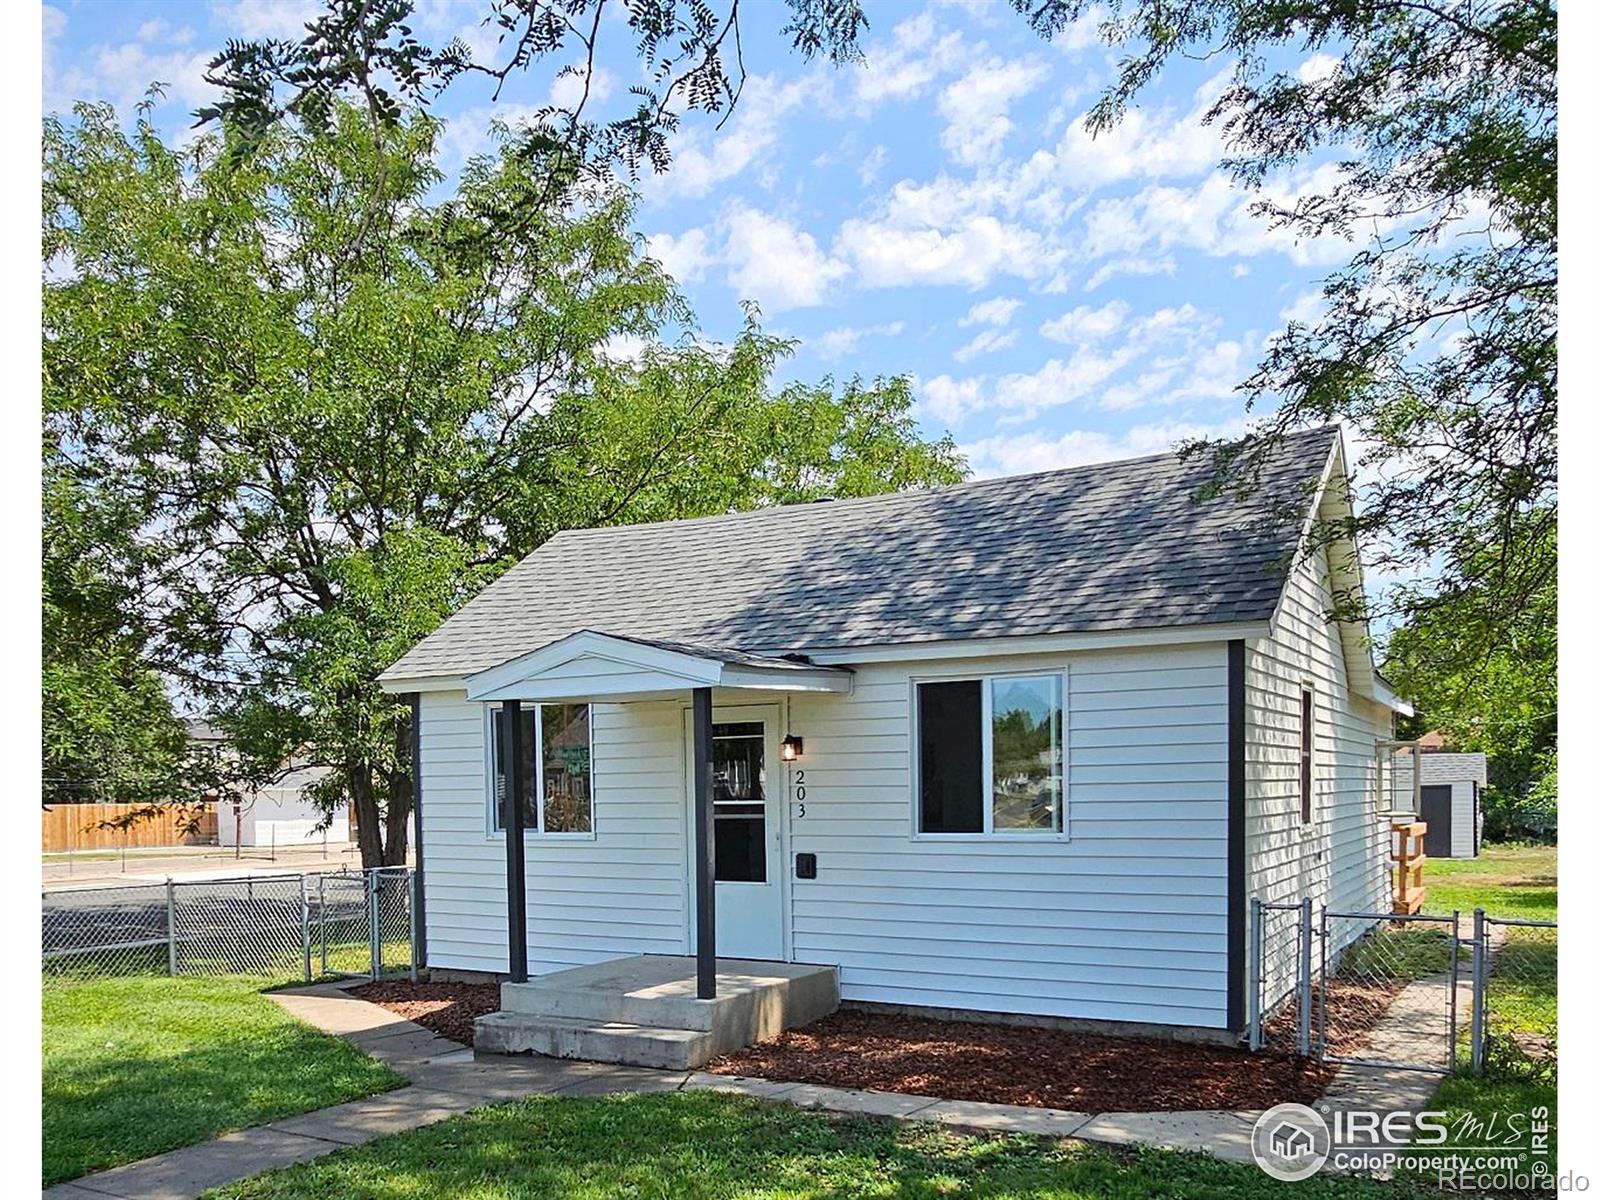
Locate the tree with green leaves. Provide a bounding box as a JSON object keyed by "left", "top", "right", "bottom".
{"left": 44, "top": 99, "right": 962, "bottom": 866}
{"left": 43, "top": 452, "right": 189, "bottom": 808}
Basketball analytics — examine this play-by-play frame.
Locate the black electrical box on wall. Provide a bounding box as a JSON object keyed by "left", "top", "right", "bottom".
{"left": 794, "top": 852, "right": 817, "bottom": 879}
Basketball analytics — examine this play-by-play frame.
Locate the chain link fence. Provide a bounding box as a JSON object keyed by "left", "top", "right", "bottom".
{"left": 1474, "top": 914, "right": 1557, "bottom": 1080}
{"left": 42, "top": 867, "right": 415, "bottom": 983}
{"left": 1251, "top": 900, "right": 1554, "bottom": 1077}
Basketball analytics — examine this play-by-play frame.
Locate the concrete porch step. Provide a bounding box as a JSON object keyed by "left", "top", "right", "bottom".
{"left": 476, "top": 955, "right": 840, "bottom": 1070}
{"left": 474, "top": 1011, "right": 715, "bottom": 1070}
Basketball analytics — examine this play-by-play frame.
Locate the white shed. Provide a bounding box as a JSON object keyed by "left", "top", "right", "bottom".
{"left": 1391, "top": 751, "right": 1488, "bottom": 859}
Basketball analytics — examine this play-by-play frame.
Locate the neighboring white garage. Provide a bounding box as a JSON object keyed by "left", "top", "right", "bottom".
{"left": 219, "top": 763, "right": 353, "bottom": 850}
{"left": 1393, "top": 750, "right": 1488, "bottom": 858}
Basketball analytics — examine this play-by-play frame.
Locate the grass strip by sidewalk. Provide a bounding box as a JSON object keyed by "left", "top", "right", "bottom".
{"left": 208, "top": 1090, "right": 1438, "bottom": 1200}
{"left": 43, "top": 974, "right": 405, "bottom": 1186}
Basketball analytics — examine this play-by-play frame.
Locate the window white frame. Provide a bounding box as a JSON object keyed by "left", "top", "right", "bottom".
{"left": 484, "top": 702, "right": 596, "bottom": 840}
{"left": 910, "top": 670, "right": 1068, "bottom": 841}
{"left": 1298, "top": 683, "right": 1316, "bottom": 829}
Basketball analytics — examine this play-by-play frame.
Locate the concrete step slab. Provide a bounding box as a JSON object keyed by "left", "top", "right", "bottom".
{"left": 475, "top": 1012, "right": 715, "bottom": 1070}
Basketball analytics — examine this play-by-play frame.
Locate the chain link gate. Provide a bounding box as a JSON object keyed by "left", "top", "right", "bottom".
{"left": 43, "top": 867, "right": 416, "bottom": 983}
{"left": 1251, "top": 899, "right": 1557, "bottom": 1077}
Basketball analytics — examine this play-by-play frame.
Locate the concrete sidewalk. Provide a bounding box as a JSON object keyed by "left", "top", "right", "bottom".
{"left": 44, "top": 981, "right": 1264, "bottom": 1199}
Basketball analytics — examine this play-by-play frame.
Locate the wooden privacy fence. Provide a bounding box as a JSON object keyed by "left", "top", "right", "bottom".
{"left": 42, "top": 804, "right": 218, "bottom": 853}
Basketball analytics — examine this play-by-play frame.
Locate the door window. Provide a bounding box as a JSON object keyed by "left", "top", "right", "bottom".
{"left": 712, "top": 721, "right": 766, "bottom": 882}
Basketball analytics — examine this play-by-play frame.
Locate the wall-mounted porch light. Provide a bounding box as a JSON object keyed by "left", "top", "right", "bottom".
{"left": 780, "top": 734, "right": 804, "bottom": 762}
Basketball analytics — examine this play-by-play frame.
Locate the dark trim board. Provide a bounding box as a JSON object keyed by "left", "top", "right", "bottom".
{"left": 1226, "top": 639, "right": 1247, "bottom": 1035}
{"left": 409, "top": 692, "right": 427, "bottom": 970}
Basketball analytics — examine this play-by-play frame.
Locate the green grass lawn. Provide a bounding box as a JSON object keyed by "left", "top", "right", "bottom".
{"left": 43, "top": 975, "right": 406, "bottom": 1187}
{"left": 208, "top": 1090, "right": 1438, "bottom": 1200}
{"left": 1411, "top": 843, "right": 1557, "bottom": 1187}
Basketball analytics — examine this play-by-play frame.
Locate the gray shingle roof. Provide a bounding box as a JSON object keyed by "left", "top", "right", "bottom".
{"left": 382, "top": 425, "right": 1338, "bottom": 682}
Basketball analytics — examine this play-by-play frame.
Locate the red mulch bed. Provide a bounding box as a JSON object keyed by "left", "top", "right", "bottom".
{"left": 350, "top": 980, "right": 501, "bottom": 1046}
{"left": 710, "top": 1010, "right": 1335, "bottom": 1111}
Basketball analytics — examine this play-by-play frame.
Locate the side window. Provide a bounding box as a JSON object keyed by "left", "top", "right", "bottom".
{"left": 490, "top": 703, "right": 593, "bottom": 835}
{"left": 1299, "top": 687, "right": 1314, "bottom": 824}
{"left": 917, "top": 676, "right": 1065, "bottom": 836}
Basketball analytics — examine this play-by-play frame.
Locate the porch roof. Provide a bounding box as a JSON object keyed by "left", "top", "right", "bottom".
{"left": 464, "top": 629, "right": 854, "bottom": 704}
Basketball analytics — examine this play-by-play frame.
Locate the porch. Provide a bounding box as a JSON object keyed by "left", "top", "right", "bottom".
{"left": 475, "top": 954, "right": 840, "bottom": 1069}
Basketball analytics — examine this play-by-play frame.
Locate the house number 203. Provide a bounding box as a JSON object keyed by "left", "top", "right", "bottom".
{"left": 793, "top": 769, "right": 806, "bottom": 818}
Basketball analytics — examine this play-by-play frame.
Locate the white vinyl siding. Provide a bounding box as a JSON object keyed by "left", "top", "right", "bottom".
{"left": 789, "top": 644, "right": 1230, "bottom": 1030}
{"left": 417, "top": 642, "right": 1233, "bottom": 1030}
{"left": 1244, "top": 540, "right": 1390, "bottom": 1009}
{"left": 418, "top": 691, "right": 688, "bottom": 974}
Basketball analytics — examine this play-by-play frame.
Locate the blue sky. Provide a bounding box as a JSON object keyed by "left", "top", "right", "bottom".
{"left": 42, "top": 0, "right": 1356, "bottom": 480}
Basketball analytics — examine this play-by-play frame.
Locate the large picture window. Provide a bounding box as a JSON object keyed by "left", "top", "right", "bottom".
{"left": 489, "top": 703, "right": 593, "bottom": 835}
{"left": 916, "top": 675, "right": 1064, "bottom": 836}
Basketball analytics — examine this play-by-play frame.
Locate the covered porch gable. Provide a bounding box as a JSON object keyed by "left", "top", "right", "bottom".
{"left": 465, "top": 629, "right": 854, "bottom": 704}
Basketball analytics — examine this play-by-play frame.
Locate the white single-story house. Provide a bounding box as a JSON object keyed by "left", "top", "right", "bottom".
{"left": 1391, "top": 750, "right": 1488, "bottom": 859}
{"left": 379, "top": 425, "right": 1410, "bottom": 1042}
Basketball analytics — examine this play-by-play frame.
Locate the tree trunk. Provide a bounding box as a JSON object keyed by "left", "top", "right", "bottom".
{"left": 382, "top": 706, "right": 413, "bottom": 867}
{"left": 349, "top": 761, "right": 385, "bottom": 870}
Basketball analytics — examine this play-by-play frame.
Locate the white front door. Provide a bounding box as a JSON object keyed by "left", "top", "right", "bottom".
{"left": 685, "top": 704, "right": 785, "bottom": 960}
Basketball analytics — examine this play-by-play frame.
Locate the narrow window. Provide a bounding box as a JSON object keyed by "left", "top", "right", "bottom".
{"left": 1299, "top": 687, "right": 1314, "bottom": 824}
{"left": 541, "top": 704, "right": 592, "bottom": 833}
{"left": 991, "top": 675, "right": 1064, "bottom": 832}
{"left": 918, "top": 681, "right": 984, "bottom": 833}
{"left": 490, "top": 706, "right": 538, "bottom": 832}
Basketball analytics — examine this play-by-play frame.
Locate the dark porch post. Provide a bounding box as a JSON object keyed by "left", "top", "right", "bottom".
{"left": 504, "top": 699, "right": 529, "bottom": 983}
{"left": 692, "top": 686, "right": 716, "bottom": 999}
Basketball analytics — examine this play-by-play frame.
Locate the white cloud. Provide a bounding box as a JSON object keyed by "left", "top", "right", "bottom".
{"left": 937, "top": 56, "right": 1050, "bottom": 166}
{"left": 960, "top": 417, "right": 1248, "bottom": 477}
{"left": 213, "top": 0, "right": 322, "bottom": 38}
{"left": 1298, "top": 52, "right": 1341, "bottom": 83}
{"left": 549, "top": 66, "right": 615, "bottom": 111}
{"left": 812, "top": 321, "right": 906, "bottom": 361}
{"left": 1279, "top": 289, "right": 1325, "bottom": 324}
{"left": 852, "top": 11, "right": 968, "bottom": 103}
{"left": 656, "top": 74, "right": 820, "bottom": 199}
{"left": 953, "top": 328, "right": 1018, "bottom": 362}
{"left": 1082, "top": 254, "right": 1175, "bottom": 291}
{"left": 1052, "top": 71, "right": 1227, "bottom": 189}
{"left": 721, "top": 204, "right": 849, "bottom": 312}
{"left": 1039, "top": 299, "right": 1127, "bottom": 344}
{"left": 921, "top": 302, "right": 1223, "bottom": 425}
{"left": 959, "top": 296, "right": 1021, "bottom": 327}
{"left": 645, "top": 228, "right": 714, "bottom": 284}
{"left": 858, "top": 145, "right": 889, "bottom": 187}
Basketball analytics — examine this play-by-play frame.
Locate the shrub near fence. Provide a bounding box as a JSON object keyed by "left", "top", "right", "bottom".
{"left": 42, "top": 867, "right": 415, "bottom": 983}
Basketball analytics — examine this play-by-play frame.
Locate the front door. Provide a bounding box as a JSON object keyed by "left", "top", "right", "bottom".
{"left": 685, "top": 704, "right": 784, "bottom": 960}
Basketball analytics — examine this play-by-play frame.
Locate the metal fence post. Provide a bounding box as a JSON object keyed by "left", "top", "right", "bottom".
{"left": 408, "top": 869, "right": 420, "bottom": 984}
{"left": 1317, "top": 904, "right": 1329, "bottom": 1058}
{"left": 1297, "top": 896, "right": 1313, "bottom": 1057}
{"left": 368, "top": 868, "right": 381, "bottom": 981}
{"left": 1247, "top": 896, "right": 1263, "bottom": 1050}
{"left": 1448, "top": 910, "right": 1461, "bottom": 1071}
{"left": 1471, "top": 906, "right": 1488, "bottom": 1072}
{"left": 165, "top": 877, "right": 177, "bottom": 977}
{"left": 300, "top": 874, "right": 312, "bottom": 983}
{"left": 319, "top": 873, "right": 328, "bottom": 978}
